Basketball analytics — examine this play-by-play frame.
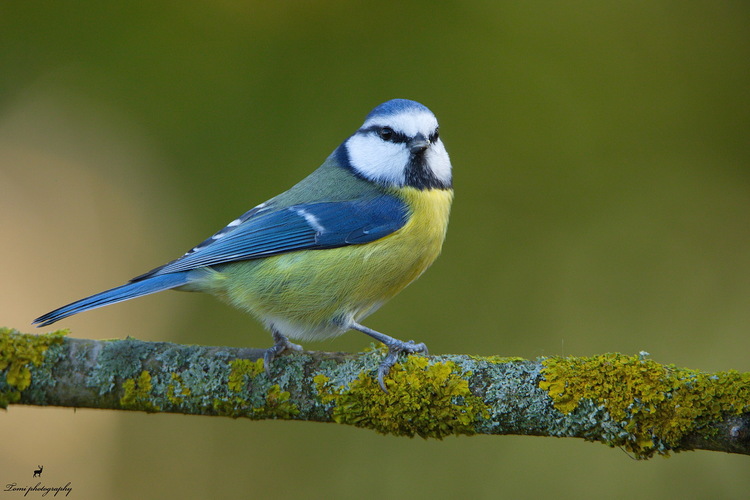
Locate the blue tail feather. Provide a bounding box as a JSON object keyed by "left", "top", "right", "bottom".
{"left": 33, "top": 272, "right": 191, "bottom": 327}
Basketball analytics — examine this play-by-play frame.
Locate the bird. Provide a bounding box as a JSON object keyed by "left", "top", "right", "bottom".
{"left": 34, "top": 98, "right": 453, "bottom": 391}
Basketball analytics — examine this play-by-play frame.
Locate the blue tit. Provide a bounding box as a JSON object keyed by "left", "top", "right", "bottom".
{"left": 34, "top": 98, "right": 453, "bottom": 390}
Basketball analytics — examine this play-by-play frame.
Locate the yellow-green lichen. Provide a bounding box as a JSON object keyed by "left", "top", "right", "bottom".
{"left": 120, "top": 370, "right": 160, "bottom": 412}
{"left": 315, "top": 356, "right": 488, "bottom": 438}
{"left": 540, "top": 353, "right": 750, "bottom": 457}
{"left": 212, "top": 396, "right": 249, "bottom": 418}
{"left": 214, "top": 356, "right": 299, "bottom": 419}
{"left": 0, "top": 328, "right": 67, "bottom": 407}
{"left": 228, "top": 358, "right": 265, "bottom": 392}
{"left": 166, "top": 373, "right": 191, "bottom": 405}
{"left": 252, "top": 384, "right": 299, "bottom": 419}
{"left": 213, "top": 384, "right": 299, "bottom": 419}
{"left": 469, "top": 354, "right": 527, "bottom": 364}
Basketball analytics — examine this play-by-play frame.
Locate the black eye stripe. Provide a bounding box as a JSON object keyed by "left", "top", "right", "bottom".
{"left": 360, "top": 125, "right": 407, "bottom": 143}
{"left": 360, "top": 125, "right": 433, "bottom": 145}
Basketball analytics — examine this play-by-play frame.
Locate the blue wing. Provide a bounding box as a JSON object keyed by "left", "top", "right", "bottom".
{"left": 132, "top": 193, "right": 408, "bottom": 281}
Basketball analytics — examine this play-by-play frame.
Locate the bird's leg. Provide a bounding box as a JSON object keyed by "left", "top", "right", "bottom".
{"left": 263, "top": 328, "right": 303, "bottom": 375}
{"left": 350, "top": 322, "right": 428, "bottom": 392}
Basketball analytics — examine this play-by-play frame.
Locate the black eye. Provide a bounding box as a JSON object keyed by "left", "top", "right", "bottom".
{"left": 431, "top": 128, "right": 439, "bottom": 142}
{"left": 379, "top": 126, "right": 394, "bottom": 141}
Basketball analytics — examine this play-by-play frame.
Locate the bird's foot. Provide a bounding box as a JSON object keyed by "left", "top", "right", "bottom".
{"left": 263, "top": 330, "right": 303, "bottom": 375}
{"left": 377, "top": 338, "right": 428, "bottom": 392}
{"left": 348, "top": 322, "right": 428, "bottom": 392}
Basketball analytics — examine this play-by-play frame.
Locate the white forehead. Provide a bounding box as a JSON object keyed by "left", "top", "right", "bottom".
{"left": 362, "top": 110, "right": 438, "bottom": 137}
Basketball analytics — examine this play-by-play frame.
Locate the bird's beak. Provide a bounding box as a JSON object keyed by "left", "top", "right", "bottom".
{"left": 409, "top": 134, "right": 430, "bottom": 154}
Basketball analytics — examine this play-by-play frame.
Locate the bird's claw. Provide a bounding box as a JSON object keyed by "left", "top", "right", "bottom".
{"left": 377, "top": 339, "right": 428, "bottom": 392}
{"left": 264, "top": 331, "right": 303, "bottom": 375}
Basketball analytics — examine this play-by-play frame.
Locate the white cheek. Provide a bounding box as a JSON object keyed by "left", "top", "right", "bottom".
{"left": 346, "top": 135, "right": 408, "bottom": 186}
{"left": 426, "top": 140, "right": 452, "bottom": 185}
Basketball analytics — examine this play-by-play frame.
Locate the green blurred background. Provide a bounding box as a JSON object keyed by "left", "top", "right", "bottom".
{"left": 2, "top": 2, "right": 749, "bottom": 498}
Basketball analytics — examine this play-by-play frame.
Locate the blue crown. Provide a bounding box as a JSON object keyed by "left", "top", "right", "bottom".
{"left": 365, "top": 99, "right": 432, "bottom": 120}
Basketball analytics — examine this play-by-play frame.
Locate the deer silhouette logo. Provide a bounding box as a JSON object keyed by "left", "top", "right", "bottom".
{"left": 33, "top": 465, "right": 43, "bottom": 477}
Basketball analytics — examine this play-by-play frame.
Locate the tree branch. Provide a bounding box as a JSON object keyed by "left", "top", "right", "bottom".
{"left": 1, "top": 327, "right": 748, "bottom": 459}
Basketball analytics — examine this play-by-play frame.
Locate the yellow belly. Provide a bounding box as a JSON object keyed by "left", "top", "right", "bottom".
{"left": 210, "top": 187, "right": 453, "bottom": 340}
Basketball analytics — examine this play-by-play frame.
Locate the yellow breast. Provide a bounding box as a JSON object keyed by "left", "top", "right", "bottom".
{"left": 380, "top": 186, "right": 454, "bottom": 283}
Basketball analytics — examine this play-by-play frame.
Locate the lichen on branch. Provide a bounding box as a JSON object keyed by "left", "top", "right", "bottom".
{"left": 1, "top": 327, "right": 748, "bottom": 459}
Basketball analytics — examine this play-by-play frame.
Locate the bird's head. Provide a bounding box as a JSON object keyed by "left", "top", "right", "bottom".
{"left": 341, "top": 99, "right": 452, "bottom": 190}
